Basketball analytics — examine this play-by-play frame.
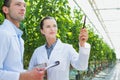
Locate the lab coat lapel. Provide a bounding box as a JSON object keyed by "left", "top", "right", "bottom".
{"left": 49, "top": 39, "right": 63, "bottom": 61}
{"left": 41, "top": 45, "right": 49, "bottom": 61}
{"left": 3, "top": 20, "right": 21, "bottom": 52}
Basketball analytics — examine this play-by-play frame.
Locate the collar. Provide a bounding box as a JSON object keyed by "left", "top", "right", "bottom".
{"left": 5, "top": 19, "right": 23, "bottom": 36}
{"left": 45, "top": 39, "right": 58, "bottom": 49}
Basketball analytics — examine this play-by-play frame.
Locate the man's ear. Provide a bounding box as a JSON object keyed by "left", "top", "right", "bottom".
{"left": 2, "top": 6, "right": 9, "bottom": 14}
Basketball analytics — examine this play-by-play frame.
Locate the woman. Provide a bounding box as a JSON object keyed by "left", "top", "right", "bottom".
{"left": 29, "top": 16, "right": 91, "bottom": 80}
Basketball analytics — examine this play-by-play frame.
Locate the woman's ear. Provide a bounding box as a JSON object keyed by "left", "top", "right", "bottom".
{"left": 2, "top": 6, "right": 9, "bottom": 14}
{"left": 40, "top": 29, "right": 44, "bottom": 35}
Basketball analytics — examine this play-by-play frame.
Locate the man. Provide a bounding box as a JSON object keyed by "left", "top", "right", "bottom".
{"left": 0, "top": 0, "right": 45, "bottom": 80}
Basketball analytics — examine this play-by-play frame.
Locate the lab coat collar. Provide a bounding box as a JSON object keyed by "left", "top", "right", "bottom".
{"left": 1, "top": 19, "right": 24, "bottom": 54}
{"left": 2, "top": 19, "right": 23, "bottom": 36}
{"left": 47, "top": 39, "right": 64, "bottom": 60}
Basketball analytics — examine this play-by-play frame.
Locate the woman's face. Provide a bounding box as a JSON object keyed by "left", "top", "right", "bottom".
{"left": 41, "top": 19, "right": 58, "bottom": 39}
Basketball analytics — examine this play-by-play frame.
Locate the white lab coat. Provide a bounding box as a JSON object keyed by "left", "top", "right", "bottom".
{"left": 0, "top": 19, "right": 24, "bottom": 80}
{"left": 29, "top": 39, "right": 90, "bottom": 80}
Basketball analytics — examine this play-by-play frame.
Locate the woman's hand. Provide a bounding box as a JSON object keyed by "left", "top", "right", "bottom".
{"left": 79, "top": 28, "right": 88, "bottom": 47}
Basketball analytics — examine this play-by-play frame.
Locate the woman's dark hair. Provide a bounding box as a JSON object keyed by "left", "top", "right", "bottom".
{"left": 40, "top": 16, "right": 56, "bottom": 29}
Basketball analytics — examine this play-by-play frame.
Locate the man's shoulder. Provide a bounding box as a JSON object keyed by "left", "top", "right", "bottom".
{"left": 0, "top": 26, "right": 11, "bottom": 36}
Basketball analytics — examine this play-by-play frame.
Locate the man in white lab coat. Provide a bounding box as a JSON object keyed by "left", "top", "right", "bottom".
{"left": 29, "top": 16, "right": 91, "bottom": 80}
{"left": 0, "top": 0, "right": 45, "bottom": 80}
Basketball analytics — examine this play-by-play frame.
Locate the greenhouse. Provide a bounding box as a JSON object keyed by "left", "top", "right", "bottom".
{"left": 0, "top": 0, "right": 120, "bottom": 80}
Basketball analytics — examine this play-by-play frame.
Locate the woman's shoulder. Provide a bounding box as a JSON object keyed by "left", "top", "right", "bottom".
{"left": 61, "top": 42, "right": 73, "bottom": 49}
{"left": 58, "top": 39, "right": 72, "bottom": 47}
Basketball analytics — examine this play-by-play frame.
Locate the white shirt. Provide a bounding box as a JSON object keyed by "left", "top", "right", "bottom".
{"left": 0, "top": 19, "right": 24, "bottom": 80}
{"left": 29, "top": 39, "right": 91, "bottom": 80}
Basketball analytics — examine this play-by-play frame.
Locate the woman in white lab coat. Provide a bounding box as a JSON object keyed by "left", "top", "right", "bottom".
{"left": 29, "top": 16, "right": 91, "bottom": 80}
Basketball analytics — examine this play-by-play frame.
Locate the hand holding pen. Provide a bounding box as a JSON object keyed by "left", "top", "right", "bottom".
{"left": 79, "top": 16, "right": 88, "bottom": 47}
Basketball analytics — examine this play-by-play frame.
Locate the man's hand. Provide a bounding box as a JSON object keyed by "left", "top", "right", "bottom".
{"left": 19, "top": 68, "right": 45, "bottom": 80}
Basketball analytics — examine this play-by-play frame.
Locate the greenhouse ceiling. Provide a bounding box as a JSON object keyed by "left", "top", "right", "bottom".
{"left": 69, "top": 0, "right": 120, "bottom": 59}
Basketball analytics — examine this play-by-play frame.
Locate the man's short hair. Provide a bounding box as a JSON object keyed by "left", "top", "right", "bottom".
{"left": 3, "top": 0, "right": 11, "bottom": 7}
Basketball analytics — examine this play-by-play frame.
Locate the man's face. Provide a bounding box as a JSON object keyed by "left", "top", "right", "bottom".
{"left": 6, "top": 0, "right": 26, "bottom": 22}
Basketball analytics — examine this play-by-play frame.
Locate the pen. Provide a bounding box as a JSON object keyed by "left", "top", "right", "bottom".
{"left": 82, "top": 16, "right": 86, "bottom": 29}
